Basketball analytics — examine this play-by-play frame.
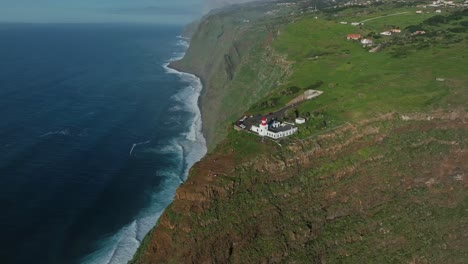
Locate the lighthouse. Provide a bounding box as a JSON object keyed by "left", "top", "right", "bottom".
{"left": 248, "top": 115, "right": 298, "bottom": 139}
{"left": 258, "top": 117, "right": 268, "bottom": 136}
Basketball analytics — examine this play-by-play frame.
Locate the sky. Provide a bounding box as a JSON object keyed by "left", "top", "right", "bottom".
{"left": 0, "top": 0, "right": 206, "bottom": 24}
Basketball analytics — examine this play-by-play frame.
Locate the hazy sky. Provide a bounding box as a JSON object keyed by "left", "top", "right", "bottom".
{"left": 0, "top": 0, "right": 205, "bottom": 24}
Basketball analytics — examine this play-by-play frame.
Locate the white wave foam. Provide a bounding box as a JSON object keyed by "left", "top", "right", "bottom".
{"left": 81, "top": 36, "right": 207, "bottom": 264}
{"left": 164, "top": 57, "right": 207, "bottom": 181}
{"left": 40, "top": 129, "right": 70, "bottom": 137}
{"left": 81, "top": 169, "right": 184, "bottom": 264}
{"left": 176, "top": 39, "right": 190, "bottom": 49}
{"left": 157, "top": 143, "right": 184, "bottom": 155}
{"left": 129, "top": 141, "right": 151, "bottom": 156}
{"left": 81, "top": 221, "right": 140, "bottom": 264}
{"left": 168, "top": 105, "right": 183, "bottom": 112}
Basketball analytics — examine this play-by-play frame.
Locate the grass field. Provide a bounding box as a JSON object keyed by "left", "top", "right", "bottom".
{"left": 244, "top": 5, "right": 468, "bottom": 138}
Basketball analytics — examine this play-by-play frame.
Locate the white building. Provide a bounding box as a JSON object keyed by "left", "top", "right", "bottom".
{"left": 251, "top": 117, "right": 298, "bottom": 139}
{"left": 380, "top": 31, "right": 392, "bottom": 36}
{"left": 360, "top": 38, "right": 373, "bottom": 46}
{"left": 295, "top": 117, "right": 306, "bottom": 124}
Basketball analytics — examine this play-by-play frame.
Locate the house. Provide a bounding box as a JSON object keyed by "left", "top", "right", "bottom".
{"left": 416, "top": 10, "right": 423, "bottom": 14}
{"left": 360, "top": 38, "right": 373, "bottom": 46}
{"left": 351, "top": 22, "right": 362, "bottom": 26}
{"left": 435, "top": 9, "right": 442, "bottom": 13}
{"left": 340, "top": 21, "right": 348, "bottom": 24}
{"left": 347, "top": 34, "right": 361, "bottom": 40}
{"left": 380, "top": 31, "right": 392, "bottom": 36}
{"left": 390, "top": 28, "right": 401, "bottom": 33}
{"left": 251, "top": 117, "right": 298, "bottom": 139}
{"left": 412, "top": 30, "right": 426, "bottom": 35}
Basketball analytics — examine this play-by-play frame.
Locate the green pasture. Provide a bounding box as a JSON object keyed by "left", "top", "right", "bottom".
{"left": 263, "top": 7, "right": 468, "bottom": 137}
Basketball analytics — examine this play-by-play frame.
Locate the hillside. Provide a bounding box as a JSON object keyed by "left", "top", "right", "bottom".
{"left": 169, "top": 1, "right": 307, "bottom": 150}
{"left": 132, "top": 1, "right": 468, "bottom": 263}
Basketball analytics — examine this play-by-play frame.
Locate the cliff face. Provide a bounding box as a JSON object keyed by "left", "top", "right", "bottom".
{"left": 169, "top": 3, "right": 292, "bottom": 150}
{"left": 132, "top": 111, "right": 468, "bottom": 263}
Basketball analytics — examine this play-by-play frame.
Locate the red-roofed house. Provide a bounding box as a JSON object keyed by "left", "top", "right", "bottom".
{"left": 346, "top": 34, "right": 361, "bottom": 40}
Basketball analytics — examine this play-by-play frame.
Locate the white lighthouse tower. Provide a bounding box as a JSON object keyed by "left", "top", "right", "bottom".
{"left": 258, "top": 117, "right": 268, "bottom": 136}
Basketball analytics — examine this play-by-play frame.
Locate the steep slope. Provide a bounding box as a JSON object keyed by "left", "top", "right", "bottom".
{"left": 132, "top": 2, "right": 468, "bottom": 263}
{"left": 134, "top": 112, "right": 468, "bottom": 263}
{"left": 169, "top": 2, "right": 295, "bottom": 150}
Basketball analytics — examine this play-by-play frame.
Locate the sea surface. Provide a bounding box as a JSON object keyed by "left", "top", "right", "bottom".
{"left": 0, "top": 23, "right": 206, "bottom": 264}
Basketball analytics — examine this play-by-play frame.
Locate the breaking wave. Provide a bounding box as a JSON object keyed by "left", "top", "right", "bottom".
{"left": 81, "top": 37, "right": 207, "bottom": 264}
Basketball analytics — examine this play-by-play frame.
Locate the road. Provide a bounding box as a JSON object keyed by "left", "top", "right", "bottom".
{"left": 359, "top": 11, "right": 409, "bottom": 23}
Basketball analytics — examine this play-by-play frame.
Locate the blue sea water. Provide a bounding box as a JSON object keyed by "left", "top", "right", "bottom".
{"left": 0, "top": 23, "right": 206, "bottom": 264}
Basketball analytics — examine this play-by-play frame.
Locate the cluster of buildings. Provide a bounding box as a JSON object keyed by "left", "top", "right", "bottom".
{"left": 250, "top": 118, "right": 298, "bottom": 139}
{"left": 345, "top": 23, "right": 427, "bottom": 49}
{"left": 338, "top": 0, "right": 381, "bottom": 8}
{"left": 417, "top": 0, "right": 468, "bottom": 9}
{"left": 346, "top": 34, "right": 374, "bottom": 47}
{"left": 427, "top": 0, "right": 467, "bottom": 7}
{"left": 380, "top": 28, "right": 401, "bottom": 36}
{"left": 346, "top": 26, "right": 403, "bottom": 48}
{"left": 235, "top": 115, "right": 305, "bottom": 139}
{"left": 235, "top": 90, "right": 324, "bottom": 140}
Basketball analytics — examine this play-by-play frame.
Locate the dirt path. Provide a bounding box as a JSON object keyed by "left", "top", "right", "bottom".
{"left": 359, "top": 11, "right": 410, "bottom": 23}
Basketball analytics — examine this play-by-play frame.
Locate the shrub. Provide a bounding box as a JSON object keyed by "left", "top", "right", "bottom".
{"left": 307, "top": 80, "right": 324, "bottom": 90}
{"left": 459, "top": 21, "right": 468, "bottom": 27}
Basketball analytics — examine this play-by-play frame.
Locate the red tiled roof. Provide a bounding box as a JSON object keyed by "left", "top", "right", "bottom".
{"left": 347, "top": 34, "right": 361, "bottom": 39}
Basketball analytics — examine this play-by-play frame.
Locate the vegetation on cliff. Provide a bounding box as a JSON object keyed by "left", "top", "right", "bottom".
{"left": 132, "top": 1, "right": 467, "bottom": 263}
{"left": 169, "top": 1, "right": 301, "bottom": 150}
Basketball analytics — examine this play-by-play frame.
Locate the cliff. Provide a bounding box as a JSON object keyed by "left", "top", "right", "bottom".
{"left": 132, "top": 2, "right": 468, "bottom": 263}
{"left": 133, "top": 111, "right": 468, "bottom": 263}
{"left": 168, "top": 2, "right": 294, "bottom": 150}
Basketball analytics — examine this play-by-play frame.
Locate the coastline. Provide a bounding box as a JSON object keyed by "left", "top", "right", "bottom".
{"left": 128, "top": 38, "right": 209, "bottom": 263}
{"left": 167, "top": 60, "right": 209, "bottom": 145}
{"left": 162, "top": 59, "right": 208, "bottom": 181}
{"left": 83, "top": 35, "right": 208, "bottom": 264}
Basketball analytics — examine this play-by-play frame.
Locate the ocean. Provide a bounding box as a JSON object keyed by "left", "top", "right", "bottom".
{"left": 0, "top": 23, "right": 206, "bottom": 264}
